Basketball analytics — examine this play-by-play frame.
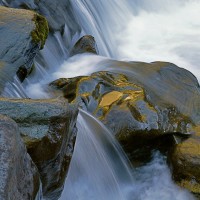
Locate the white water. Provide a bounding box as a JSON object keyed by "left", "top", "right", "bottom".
{"left": 59, "top": 110, "right": 194, "bottom": 200}
{"left": 68, "top": 0, "right": 200, "bottom": 80}
{"left": 117, "top": 0, "right": 200, "bottom": 81}
{"left": 7, "top": 0, "right": 198, "bottom": 98}
{"left": 59, "top": 110, "right": 134, "bottom": 200}
{"left": 2, "top": 1, "right": 199, "bottom": 200}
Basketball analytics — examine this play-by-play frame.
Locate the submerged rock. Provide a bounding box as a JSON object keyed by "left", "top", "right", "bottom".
{"left": 50, "top": 61, "right": 200, "bottom": 163}
{"left": 0, "top": 97, "right": 78, "bottom": 199}
{"left": 0, "top": 115, "right": 41, "bottom": 200}
{"left": 0, "top": 6, "right": 48, "bottom": 91}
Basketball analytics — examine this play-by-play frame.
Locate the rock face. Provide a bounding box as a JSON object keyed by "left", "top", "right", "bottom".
{"left": 0, "top": 97, "right": 78, "bottom": 199}
{"left": 0, "top": 6, "right": 48, "bottom": 91}
{"left": 50, "top": 60, "right": 200, "bottom": 164}
{"left": 0, "top": 115, "right": 41, "bottom": 200}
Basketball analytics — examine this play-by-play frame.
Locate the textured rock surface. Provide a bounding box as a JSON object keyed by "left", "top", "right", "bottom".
{"left": 70, "top": 35, "right": 98, "bottom": 56}
{"left": 50, "top": 60, "right": 200, "bottom": 162}
{"left": 0, "top": 6, "right": 48, "bottom": 91}
{"left": 0, "top": 115, "right": 41, "bottom": 200}
{"left": 0, "top": 97, "right": 78, "bottom": 199}
{"left": 170, "top": 126, "right": 200, "bottom": 196}
{"left": 0, "top": 0, "right": 78, "bottom": 32}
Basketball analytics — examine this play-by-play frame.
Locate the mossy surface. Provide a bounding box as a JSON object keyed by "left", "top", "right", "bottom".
{"left": 31, "top": 13, "right": 49, "bottom": 49}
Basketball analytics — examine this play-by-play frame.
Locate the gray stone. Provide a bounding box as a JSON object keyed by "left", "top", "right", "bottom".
{"left": 0, "top": 6, "right": 48, "bottom": 92}
{"left": 0, "top": 97, "right": 78, "bottom": 199}
{"left": 0, "top": 114, "right": 41, "bottom": 200}
{"left": 70, "top": 35, "right": 98, "bottom": 56}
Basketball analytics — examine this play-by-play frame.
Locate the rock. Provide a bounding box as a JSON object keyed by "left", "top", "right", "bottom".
{"left": 0, "top": 0, "right": 82, "bottom": 79}
{"left": 0, "top": 115, "right": 41, "bottom": 200}
{"left": 169, "top": 126, "right": 200, "bottom": 196}
{"left": 0, "top": 97, "right": 78, "bottom": 199}
{"left": 49, "top": 60, "right": 200, "bottom": 164}
{"left": 0, "top": 0, "right": 78, "bottom": 33}
{"left": 70, "top": 35, "right": 98, "bottom": 56}
{"left": 0, "top": 6, "right": 48, "bottom": 90}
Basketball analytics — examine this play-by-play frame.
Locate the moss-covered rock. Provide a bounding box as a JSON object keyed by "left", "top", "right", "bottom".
{"left": 0, "top": 6, "right": 48, "bottom": 91}
{"left": 0, "top": 0, "right": 77, "bottom": 33}
{"left": 0, "top": 97, "right": 78, "bottom": 199}
{"left": 50, "top": 60, "right": 200, "bottom": 164}
{"left": 31, "top": 13, "right": 49, "bottom": 49}
{"left": 0, "top": 115, "right": 41, "bottom": 200}
{"left": 169, "top": 125, "right": 200, "bottom": 196}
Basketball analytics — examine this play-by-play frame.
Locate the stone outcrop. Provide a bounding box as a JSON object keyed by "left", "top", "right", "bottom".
{"left": 50, "top": 60, "right": 200, "bottom": 165}
{"left": 0, "top": 115, "right": 41, "bottom": 200}
{"left": 0, "top": 6, "right": 48, "bottom": 91}
{"left": 0, "top": 97, "right": 78, "bottom": 199}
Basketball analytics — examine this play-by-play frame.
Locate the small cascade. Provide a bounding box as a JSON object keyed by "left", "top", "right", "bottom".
{"left": 59, "top": 109, "right": 194, "bottom": 200}
{"left": 0, "top": 1, "right": 199, "bottom": 200}
{"left": 2, "top": 76, "right": 29, "bottom": 98}
{"left": 59, "top": 109, "right": 134, "bottom": 200}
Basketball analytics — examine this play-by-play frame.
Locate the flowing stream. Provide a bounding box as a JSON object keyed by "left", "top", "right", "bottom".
{"left": 59, "top": 110, "right": 194, "bottom": 200}
{"left": 2, "top": 0, "right": 200, "bottom": 199}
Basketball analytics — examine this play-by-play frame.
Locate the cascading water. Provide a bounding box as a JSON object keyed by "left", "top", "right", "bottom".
{"left": 59, "top": 109, "right": 134, "bottom": 200}
{"left": 2, "top": 0, "right": 200, "bottom": 200}
{"left": 58, "top": 110, "right": 194, "bottom": 200}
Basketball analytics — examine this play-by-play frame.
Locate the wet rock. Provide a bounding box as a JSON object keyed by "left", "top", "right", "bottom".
{"left": 50, "top": 61, "right": 200, "bottom": 165}
{"left": 0, "top": 97, "right": 78, "bottom": 199}
{"left": 0, "top": 115, "right": 41, "bottom": 200}
{"left": 0, "top": 6, "right": 48, "bottom": 91}
{"left": 169, "top": 126, "right": 200, "bottom": 196}
{"left": 0, "top": 0, "right": 78, "bottom": 32}
{"left": 0, "top": 0, "right": 82, "bottom": 76}
{"left": 70, "top": 35, "right": 98, "bottom": 56}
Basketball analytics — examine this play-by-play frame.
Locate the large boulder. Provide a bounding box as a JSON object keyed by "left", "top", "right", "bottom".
{"left": 49, "top": 60, "right": 200, "bottom": 164}
{"left": 0, "top": 97, "right": 78, "bottom": 199}
{"left": 0, "top": 6, "right": 48, "bottom": 91}
{"left": 0, "top": 115, "right": 41, "bottom": 200}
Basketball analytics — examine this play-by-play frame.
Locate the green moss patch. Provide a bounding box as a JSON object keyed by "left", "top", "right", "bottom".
{"left": 31, "top": 13, "right": 49, "bottom": 49}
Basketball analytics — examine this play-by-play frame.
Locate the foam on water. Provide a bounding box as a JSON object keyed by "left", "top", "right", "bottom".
{"left": 116, "top": 0, "right": 200, "bottom": 81}
{"left": 1, "top": 1, "right": 199, "bottom": 199}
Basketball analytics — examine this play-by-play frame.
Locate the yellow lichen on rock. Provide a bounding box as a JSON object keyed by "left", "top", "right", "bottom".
{"left": 99, "top": 91, "right": 123, "bottom": 107}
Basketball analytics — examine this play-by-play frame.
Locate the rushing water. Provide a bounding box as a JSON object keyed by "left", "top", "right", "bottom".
{"left": 69, "top": 0, "right": 200, "bottom": 80}
{"left": 59, "top": 109, "right": 135, "bottom": 200}
{"left": 59, "top": 110, "right": 194, "bottom": 200}
{"left": 2, "top": 0, "right": 199, "bottom": 200}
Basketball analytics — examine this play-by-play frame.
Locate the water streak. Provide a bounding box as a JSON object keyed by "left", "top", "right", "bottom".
{"left": 59, "top": 109, "right": 134, "bottom": 200}
{"left": 59, "top": 110, "right": 194, "bottom": 200}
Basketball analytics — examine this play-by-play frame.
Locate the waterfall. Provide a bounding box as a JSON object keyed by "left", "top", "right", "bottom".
{"left": 59, "top": 110, "right": 194, "bottom": 200}
{"left": 68, "top": 0, "right": 200, "bottom": 80}
{"left": 1, "top": 0, "right": 199, "bottom": 199}
{"left": 59, "top": 109, "right": 134, "bottom": 200}
{"left": 3, "top": 0, "right": 200, "bottom": 98}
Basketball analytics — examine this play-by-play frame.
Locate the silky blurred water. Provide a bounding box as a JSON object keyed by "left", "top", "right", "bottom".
{"left": 59, "top": 110, "right": 194, "bottom": 200}
{"left": 2, "top": 1, "right": 199, "bottom": 199}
